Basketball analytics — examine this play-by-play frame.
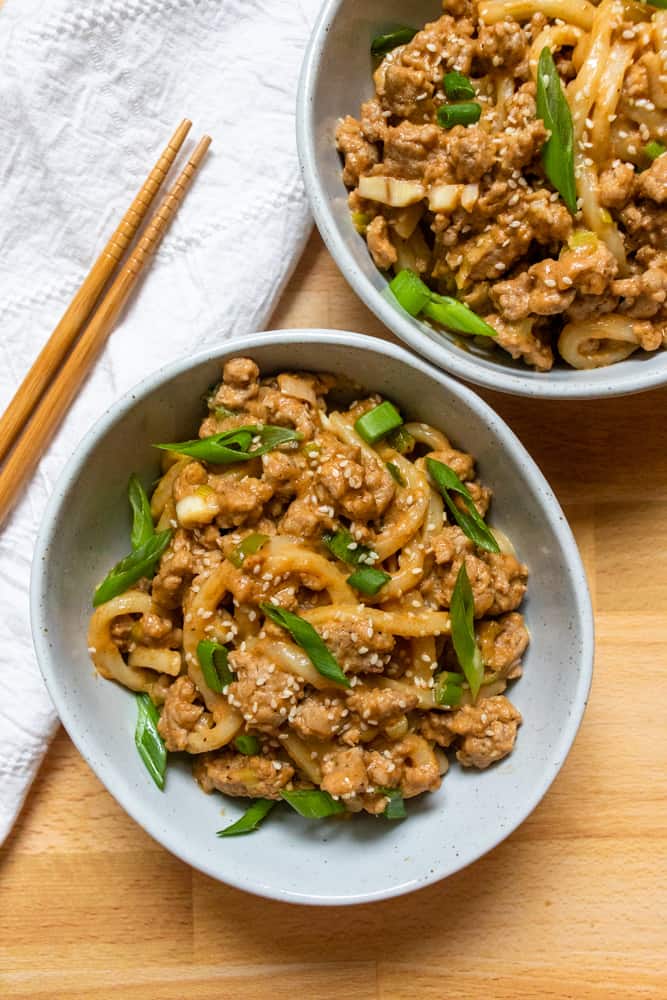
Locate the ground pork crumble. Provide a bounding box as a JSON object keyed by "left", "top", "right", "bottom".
{"left": 88, "top": 358, "right": 529, "bottom": 823}
{"left": 337, "top": 1, "right": 667, "bottom": 371}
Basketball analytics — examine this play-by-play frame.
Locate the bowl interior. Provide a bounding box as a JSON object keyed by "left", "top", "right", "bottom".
{"left": 32, "top": 331, "right": 592, "bottom": 904}
{"left": 298, "top": 0, "right": 667, "bottom": 398}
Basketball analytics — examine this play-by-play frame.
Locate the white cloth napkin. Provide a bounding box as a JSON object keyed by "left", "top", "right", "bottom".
{"left": 0, "top": 0, "right": 319, "bottom": 844}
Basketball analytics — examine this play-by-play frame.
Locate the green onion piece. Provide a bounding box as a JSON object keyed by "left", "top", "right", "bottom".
{"left": 93, "top": 529, "right": 172, "bottom": 607}
{"left": 437, "top": 102, "right": 481, "bottom": 128}
{"left": 280, "top": 789, "right": 346, "bottom": 818}
{"left": 228, "top": 532, "right": 269, "bottom": 569}
{"left": 386, "top": 461, "right": 406, "bottom": 486}
{"left": 434, "top": 671, "right": 464, "bottom": 707}
{"left": 386, "top": 425, "right": 415, "bottom": 454}
{"left": 260, "top": 604, "right": 350, "bottom": 688}
{"left": 213, "top": 405, "right": 237, "bottom": 419}
{"left": 128, "top": 473, "right": 154, "bottom": 551}
{"left": 426, "top": 458, "right": 500, "bottom": 553}
{"left": 370, "top": 26, "right": 417, "bottom": 57}
{"left": 423, "top": 294, "right": 497, "bottom": 338}
{"left": 536, "top": 47, "right": 577, "bottom": 214}
{"left": 217, "top": 799, "right": 276, "bottom": 837}
{"left": 197, "top": 639, "right": 234, "bottom": 693}
{"left": 388, "top": 269, "right": 432, "bottom": 317}
{"left": 351, "top": 210, "right": 370, "bottom": 233}
{"left": 443, "top": 71, "right": 475, "bottom": 101}
{"left": 354, "top": 401, "right": 403, "bottom": 444}
{"left": 378, "top": 787, "right": 407, "bottom": 820}
{"left": 644, "top": 140, "right": 666, "bottom": 160}
{"left": 234, "top": 734, "right": 260, "bottom": 755}
{"left": 135, "top": 693, "right": 167, "bottom": 790}
{"left": 155, "top": 424, "right": 302, "bottom": 464}
{"left": 323, "top": 529, "right": 378, "bottom": 568}
{"left": 347, "top": 566, "right": 391, "bottom": 595}
{"left": 450, "top": 563, "right": 484, "bottom": 702}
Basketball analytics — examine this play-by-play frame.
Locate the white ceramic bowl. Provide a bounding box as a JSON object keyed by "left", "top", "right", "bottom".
{"left": 31, "top": 331, "right": 593, "bottom": 904}
{"left": 296, "top": 0, "right": 667, "bottom": 399}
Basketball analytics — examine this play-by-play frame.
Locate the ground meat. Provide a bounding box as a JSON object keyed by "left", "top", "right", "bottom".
{"left": 425, "top": 527, "right": 528, "bottom": 617}
{"left": 598, "top": 162, "right": 636, "bottom": 209}
{"left": 388, "top": 734, "right": 442, "bottom": 798}
{"left": 492, "top": 242, "right": 619, "bottom": 322}
{"left": 613, "top": 264, "right": 667, "bottom": 319}
{"left": 317, "top": 621, "right": 395, "bottom": 674}
{"left": 157, "top": 676, "right": 203, "bottom": 752}
{"left": 290, "top": 693, "right": 348, "bottom": 740}
{"left": 194, "top": 752, "right": 294, "bottom": 799}
{"left": 335, "top": 115, "right": 378, "bottom": 187}
{"left": 360, "top": 98, "right": 388, "bottom": 144}
{"left": 244, "top": 386, "right": 318, "bottom": 440}
{"left": 346, "top": 686, "right": 418, "bottom": 725}
{"left": 209, "top": 474, "right": 273, "bottom": 530}
{"left": 381, "top": 63, "right": 433, "bottom": 119}
{"left": 619, "top": 202, "right": 667, "bottom": 251}
{"left": 477, "top": 612, "right": 529, "bottom": 672}
{"left": 486, "top": 313, "right": 554, "bottom": 371}
{"left": 636, "top": 153, "right": 667, "bottom": 204}
{"left": 280, "top": 495, "right": 336, "bottom": 540}
{"left": 152, "top": 529, "right": 196, "bottom": 609}
{"left": 226, "top": 650, "right": 304, "bottom": 732}
{"left": 212, "top": 358, "right": 260, "bottom": 411}
{"left": 366, "top": 215, "right": 398, "bottom": 270}
{"left": 419, "top": 711, "right": 457, "bottom": 747}
{"left": 321, "top": 747, "right": 370, "bottom": 799}
{"left": 173, "top": 461, "right": 207, "bottom": 501}
{"left": 497, "top": 84, "right": 548, "bottom": 173}
{"left": 382, "top": 121, "right": 442, "bottom": 179}
{"left": 426, "top": 442, "right": 475, "bottom": 482}
{"left": 447, "top": 125, "right": 495, "bottom": 183}
{"left": 446, "top": 695, "right": 522, "bottom": 768}
{"left": 261, "top": 450, "right": 307, "bottom": 498}
{"left": 317, "top": 429, "right": 395, "bottom": 520}
{"left": 475, "top": 21, "right": 527, "bottom": 72}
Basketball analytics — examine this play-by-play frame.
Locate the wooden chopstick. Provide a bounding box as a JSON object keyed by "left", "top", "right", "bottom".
{"left": 0, "top": 134, "right": 212, "bottom": 528}
{"left": 0, "top": 119, "right": 192, "bottom": 466}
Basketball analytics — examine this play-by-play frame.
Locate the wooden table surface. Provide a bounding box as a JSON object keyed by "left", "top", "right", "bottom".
{"left": 2, "top": 232, "right": 666, "bottom": 1000}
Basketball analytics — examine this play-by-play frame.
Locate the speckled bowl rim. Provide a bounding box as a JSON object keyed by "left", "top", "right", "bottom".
{"left": 30, "top": 330, "right": 594, "bottom": 905}
{"left": 296, "top": 0, "right": 667, "bottom": 400}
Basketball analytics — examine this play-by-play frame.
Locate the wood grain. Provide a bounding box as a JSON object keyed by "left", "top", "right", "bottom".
{"left": 2, "top": 232, "right": 666, "bottom": 999}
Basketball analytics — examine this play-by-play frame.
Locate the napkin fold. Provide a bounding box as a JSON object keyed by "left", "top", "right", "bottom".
{"left": 0, "top": 0, "right": 319, "bottom": 844}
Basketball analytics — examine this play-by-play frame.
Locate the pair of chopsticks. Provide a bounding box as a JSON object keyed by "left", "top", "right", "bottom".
{"left": 0, "top": 120, "right": 211, "bottom": 528}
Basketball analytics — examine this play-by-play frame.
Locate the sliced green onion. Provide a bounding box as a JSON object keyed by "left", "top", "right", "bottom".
{"left": 93, "top": 529, "right": 172, "bottom": 607}
{"left": 434, "top": 671, "right": 464, "bottom": 708}
{"left": 197, "top": 639, "right": 234, "bottom": 693}
{"left": 155, "top": 424, "right": 302, "bottom": 464}
{"left": 378, "top": 787, "right": 406, "bottom": 820}
{"left": 351, "top": 210, "right": 371, "bottom": 233}
{"left": 437, "top": 102, "right": 481, "bottom": 128}
{"left": 217, "top": 799, "right": 276, "bottom": 837}
{"left": 450, "top": 563, "right": 484, "bottom": 702}
{"left": 135, "top": 693, "right": 167, "bottom": 790}
{"left": 536, "top": 46, "right": 577, "bottom": 214}
{"left": 354, "top": 401, "right": 403, "bottom": 444}
{"left": 213, "top": 405, "right": 237, "bottom": 419}
{"left": 386, "top": 425, "right": 415, "bottom": 455}
{"left": 443, "top": 71, "right": 475, "bottom": 101}
{"left": 128, "top": 473, "right": 154, "bottom": 551}
{"left": 386, "top": 461, "right": 406, "bottom": 486}
{"left": 347, "top": 566, "right": 391, "bottom": 595}
{"left": 423, "top": 294, "right": 497, "bottom": 338}
{"left": 228, "top": 532, "right": 269, "bottom": 569}
{"left": 323, "top": 529, "right": 378, "bottom": 568}
{"left": 234, "top": 734, "right": 260, "bottom": 756}
{"left": 426, "top": 458, "right": 500, "bottom": 554}
{"left": 280, "top": 789, "right": 346, "bottom": 818}
{"left": 370, "top": 26, "right": 417, "bottom": 57}
{"left": 388, "top": 269, "right": 432, "bottom": 317}
{"left": 644, "top": 140, "right": 666, "bottom": 160}
{"left": 260, "top": 604, "right": 350, "bottom": 688}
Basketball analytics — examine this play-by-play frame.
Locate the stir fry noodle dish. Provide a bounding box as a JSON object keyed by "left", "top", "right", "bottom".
{"left": 88, "top": 359, "right": 530, "bottom": 835}
{"left": 337, "top": 0, "right": 667, "bottom": 371}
